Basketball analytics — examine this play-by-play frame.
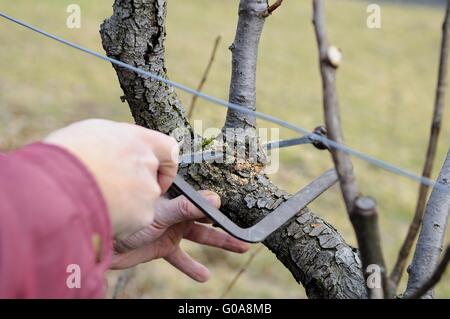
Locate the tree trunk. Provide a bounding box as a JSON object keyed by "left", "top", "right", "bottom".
{"left": 100, "top": 0, "right": 367, "bottom": 299}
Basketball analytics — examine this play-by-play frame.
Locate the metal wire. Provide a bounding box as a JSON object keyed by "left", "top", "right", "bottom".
{"left": 180, "top": 134, "right": 316, "bottom": 164}
{"left": 1, "top": 11, "right": 449, "bottom": 195}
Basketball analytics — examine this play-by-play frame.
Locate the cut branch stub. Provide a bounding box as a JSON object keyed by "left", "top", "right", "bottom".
{"left": 351, "top": 196, "right": 386, "bottom": 299}
{"left": 327, "top": 46, "right": 342, "bottom": 68}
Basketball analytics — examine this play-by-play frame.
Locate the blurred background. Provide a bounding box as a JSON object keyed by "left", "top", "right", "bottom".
{"left": 1, "top": 0, "right": 449, "bottom": 298}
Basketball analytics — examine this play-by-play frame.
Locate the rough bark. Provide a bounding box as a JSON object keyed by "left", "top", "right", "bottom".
{"left": 405, "top": 150, "right": 450, "bottom": 298}
{"left": 100, "top": 0, "right": 367, "bottom": 299}
{"left": 99, "top": 0, "right": 192, "bottom": 141}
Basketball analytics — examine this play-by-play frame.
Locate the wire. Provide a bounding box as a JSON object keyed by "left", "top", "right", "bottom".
{"left": 1, "top": 11, "right": 449, "bottom": 195}
{"left": 180, "top": 134, "right": 316, "bottom": 164}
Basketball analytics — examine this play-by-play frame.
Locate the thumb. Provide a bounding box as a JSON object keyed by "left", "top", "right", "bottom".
{"left": 113, "top": 191, "right": 221, "bottom": 253}
{"left": 154, "top": 190, "right": 221, "bottom": 228}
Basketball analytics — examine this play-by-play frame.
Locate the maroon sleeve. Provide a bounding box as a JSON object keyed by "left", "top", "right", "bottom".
{"left": 0, "top": 143, "right": 112, "bottom": 298}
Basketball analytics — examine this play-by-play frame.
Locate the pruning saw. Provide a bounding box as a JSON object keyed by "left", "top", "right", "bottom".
{"left": 171, "top": 128, "right": 337, "bottom": 243}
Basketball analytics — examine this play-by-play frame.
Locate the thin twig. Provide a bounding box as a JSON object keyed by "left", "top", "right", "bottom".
{"left": 312, "top": 0, "right": 388, "bottom": 299}
{"left": 187, "top": 34, "right": 222, "bottom": 119}
{"left": 263, "top": 0, "right": 284, "bottom": 17}
{"left": 390, "top": 0, "right": 450, "bottom": 290}
{"left": 220, "top": 245, "right": 264, "bottom": 299}
{"left": 112, "top": 268, "right": 135, "bottom": 299}
{"left": 408, "top": 245, "right": 450, "bottom": 299}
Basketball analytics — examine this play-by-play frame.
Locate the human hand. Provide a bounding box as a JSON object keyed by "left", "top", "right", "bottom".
{"left": 44, "top": 119, "right": 179, "bottom": 240}
{"left": 111, "top": 191, "right": 250, "bottom": 282}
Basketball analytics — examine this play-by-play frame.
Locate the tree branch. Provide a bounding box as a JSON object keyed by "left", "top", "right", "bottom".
{"left": 101, "top": 0, "right": 368, "bottom": 299}
{"left": 390, "top": 0, "right": 450, "bottom": 289}
{"left": 223, "top": 0, "right": 267, "bottom": 131}
{"left": 100, "top": 0, "right": 193, "bottom": 143}
{"left": 405, "top": 150, "right": 450, "bottom": 298}
{"left": 312, "top": 0, "right": 388, "bottom": 299}
{"left": 181, "top": 169, "right": 368, "bottom": 299}
{"left": 408, "top": 245, "right": 450, "bottom": 299}
{"left": 263, "top": 0, "right": 284, "bottom": 17}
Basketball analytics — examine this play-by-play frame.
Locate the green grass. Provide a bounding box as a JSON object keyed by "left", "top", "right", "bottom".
{"left": 1, "top": 0, "right": 449, "bottom": 298}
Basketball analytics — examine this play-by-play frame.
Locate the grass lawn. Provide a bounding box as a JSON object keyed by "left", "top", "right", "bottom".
{"left": 0, "top": 0, "right": 449, "bottom": 298}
